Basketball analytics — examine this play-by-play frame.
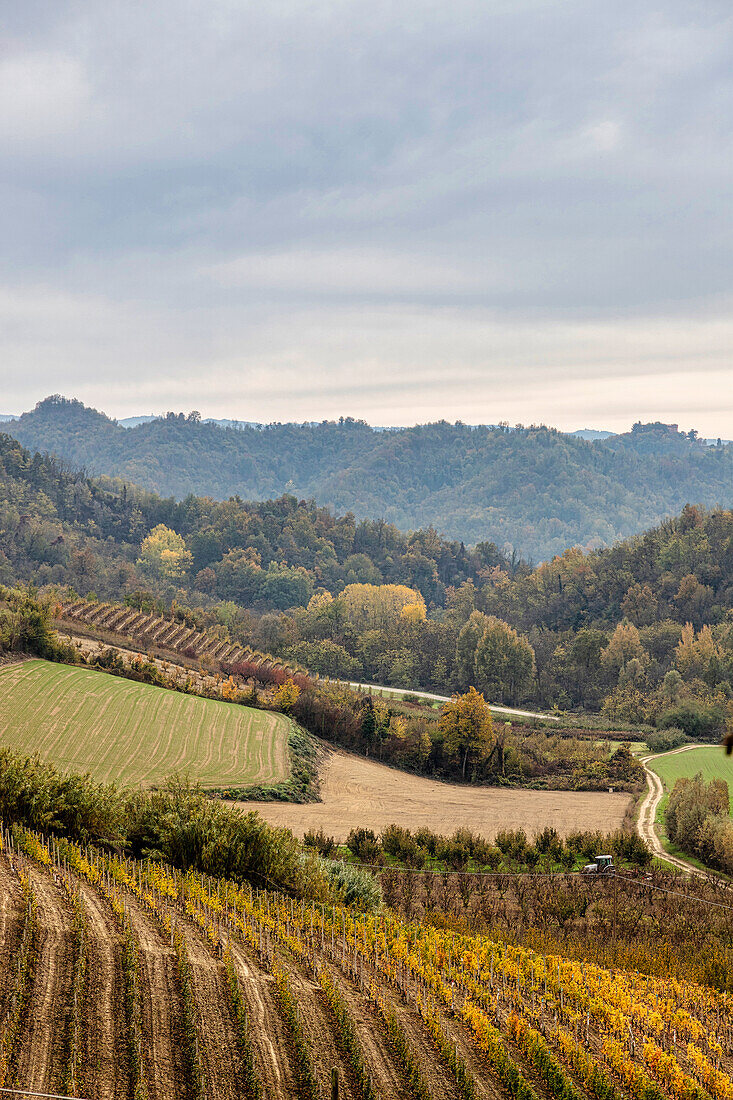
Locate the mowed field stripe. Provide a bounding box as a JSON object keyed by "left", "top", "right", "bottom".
{"left": 0, "top": 659, "right": 290, "bottom": 788}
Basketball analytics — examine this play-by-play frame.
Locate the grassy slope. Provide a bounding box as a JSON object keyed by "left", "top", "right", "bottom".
{"left": 647, "top": 745, "right": 733, "bottom": 797}
{"left": 0, "top": 659, "right": 290, "bottom": 788}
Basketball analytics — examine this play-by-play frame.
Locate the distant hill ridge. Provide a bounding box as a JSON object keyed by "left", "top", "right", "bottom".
{"left": 6, "top": 395, "right": 733, "bottom": 561}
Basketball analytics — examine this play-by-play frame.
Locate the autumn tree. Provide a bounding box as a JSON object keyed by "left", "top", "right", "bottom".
{"left": 675, "top": 623, "right": 726, "bottom": 687}
{"left": 438, "top": 687, "right": 494, "bottom": 779}
{"left": 600, "top": 620, "right": 648, "bottom": 681}
{"left": 137, "top": 524, "right": 193, "bottom": 579}
{"left": 273, "top": 677, "right": 300, "bottom": 712}
{"left": 338, "top": 583, "right": 426, "bottom": 631}
{"left": 473, "top": 617, "right": 536, "bottom": 705}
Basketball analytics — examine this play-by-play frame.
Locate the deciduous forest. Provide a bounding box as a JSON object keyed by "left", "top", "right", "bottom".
{"left": 2, "top": 427, "right": 732, "bottom": 751}
{"left": 7, "top": 395, "right": 733, "bottom": 560}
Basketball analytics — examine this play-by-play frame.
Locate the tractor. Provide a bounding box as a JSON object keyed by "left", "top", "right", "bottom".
{"left": 581, "top": 854, "right": 614, "bottom": 875}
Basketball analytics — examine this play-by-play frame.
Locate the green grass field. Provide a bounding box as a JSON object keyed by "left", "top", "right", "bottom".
{"left": 648, "top": 746, "right": 733, "bottom": 812}
{"left": 0, "top": 659, "right": 290, "bottom": 788}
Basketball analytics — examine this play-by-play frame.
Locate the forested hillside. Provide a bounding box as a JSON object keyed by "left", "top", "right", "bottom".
{"left": 8, "top": 396, "right": 733, "bottom": 560}
{"left": 2, "top": 430, "right": 732, "bottom": 739}
{"left": 0, "top": 430, "right": 509, "bottom": 607}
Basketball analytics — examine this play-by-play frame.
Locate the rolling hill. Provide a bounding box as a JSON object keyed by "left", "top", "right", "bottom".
{"left": 7, "top": 395, "right": 733, "bottom": 560}
{"left": 0, "top": 659, "right": 289, "bottom": 788}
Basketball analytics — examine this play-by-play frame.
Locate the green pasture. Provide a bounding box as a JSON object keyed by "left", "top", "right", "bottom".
{"left": 0, "top": 659, "right": 289, "bottom": 788}
{"left": 647, "top": 746, "right": 733, "bottom": 811}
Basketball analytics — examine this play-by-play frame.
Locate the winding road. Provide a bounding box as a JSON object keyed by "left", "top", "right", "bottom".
{"left": 637, "top": 745, "right": 707, "bottom": 877}
{"left": 341, "top": 679, "right": 560, "bottom": 721}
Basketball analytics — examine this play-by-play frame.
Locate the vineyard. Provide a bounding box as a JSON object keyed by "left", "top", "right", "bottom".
{"left": 56, "top": 598, "right": 249, "bottom": 665}
{"left": 0, "top": 659, "right": 290, "bottom": 787}
{"left": 55, "top": 599, "right": 302, "bottom": 685}
{"left": 2, "top": 824, "right": 733, "bottom": 1100}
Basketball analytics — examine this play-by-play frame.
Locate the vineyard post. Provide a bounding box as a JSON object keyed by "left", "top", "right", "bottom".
{"left": 613, "top": 872, "right": 618, "bottom": 964}
{"left": 331, "top": 1066, "right": 339, "bottom": 1100}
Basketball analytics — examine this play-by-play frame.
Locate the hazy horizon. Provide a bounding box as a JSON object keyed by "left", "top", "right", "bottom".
{"left": 4, "top": 395, "right": 731, "bottom": 442}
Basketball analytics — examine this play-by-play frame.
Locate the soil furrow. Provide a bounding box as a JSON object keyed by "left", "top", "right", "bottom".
{"left": 372, "top": 984, "right": 463, "bottom": 1100}
{"left": 434, "top": 1008, "right": 508, "bottom": 1100}
{"left": 74, "top": 879, "right": 131, "bottom": 1100}
{"left": 122, "top": 893, "right": 189, "bottom": 1100}
{"left": 228, "top": 940, "right": 300, "bottom": 1098}
{"left": 13, "top": 865, "right": 75, "bottom": 1094}
{"left": 176, "top": 917, "right": 247, "bottom": 1100}
{"left": 278, "top": 955, "right": 360, "bottom": 1100}
{"left": 0, "top": 856, "right": 24, "bottom": 1018}
{"left": 323, "top": 968, "right": 406, "bottom": 1100}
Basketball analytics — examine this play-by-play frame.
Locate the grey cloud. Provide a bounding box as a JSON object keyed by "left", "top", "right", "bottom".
{"left": 0, "top": 1, "right": 732, "bottom": 430}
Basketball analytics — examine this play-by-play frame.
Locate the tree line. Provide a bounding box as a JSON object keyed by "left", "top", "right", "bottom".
{"left": 7, "top": 395, "right": 733, "bottom": 560}
{"left": 2, "top": 428, "right": 733, "bottom": 729}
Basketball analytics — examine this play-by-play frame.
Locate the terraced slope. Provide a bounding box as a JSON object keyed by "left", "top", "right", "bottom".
{"left": 0, "top": 659, "right": 289, "bottom": 788}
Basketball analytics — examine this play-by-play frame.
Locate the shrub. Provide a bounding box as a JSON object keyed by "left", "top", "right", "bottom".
{"left": 659, "top": 701, "right": 726, "bottom": 741}
{"left": 346, "top": 827, "right": 381, "bottom": 862}
{"left": 322, "top": 860, "right": 383, "bottom": 910}
{"left": 495, "top": 828, "right": 529, "bottom": 862}
{"left": 414, "top": 826, "right": 439, "bottom": 855}
{"left": 437, "top": 838, "right": 470, "bottom": 871}
{"left": 608, "top": 828, "right": 651, "bottom": 866}
{"left": 381, "top": 824, "right": 412, "bottom": 858}
{"left": 303, "top": 828, "right": 337, "bottom": 858}
{"left": 534, "top": 826, "right": 560, "bottom": 854}
{"left": 645, "top": 727, "right": 686, "bottom": 753}
{"left": 380, "top": 824, "right": 426, "bottom": 867}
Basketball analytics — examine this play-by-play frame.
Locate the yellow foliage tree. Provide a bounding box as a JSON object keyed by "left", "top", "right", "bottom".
{"left": 438, "top": 686, "right": 494, "bottom": 780}
{"left": 221, "top": 676, "right": 238, "bottom": 701}
{"left": 273, "top": 677, "right": 300, "bottom": 713}
{"left": 675, "top": 623, "right": 724, "bottom": 687}
{"left": 137, "top": 524, "right": 193, "bottom": 579}
{"left": 400, "top": 601, "right": 427, "bottom": 625}
{"left": 339, "top": 583, "right": 426, "bottom": 631}
{"left": 600, "top": 621, "right": 647, "bottom": 678}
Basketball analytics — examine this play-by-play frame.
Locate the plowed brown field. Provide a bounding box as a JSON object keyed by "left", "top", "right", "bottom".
{"left": 245, "top": 747, "right": 632, "bottom": 840}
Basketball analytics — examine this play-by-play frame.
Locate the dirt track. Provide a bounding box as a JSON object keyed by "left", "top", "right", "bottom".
{"left": 638, "top": 745, "right": 706, "bottom": 878}
{"left": 246, "top": 748, "right": 632, "bottom": 840}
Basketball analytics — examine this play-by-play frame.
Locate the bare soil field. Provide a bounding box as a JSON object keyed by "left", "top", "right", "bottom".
{"left": 245, "top": 748, "right": 632, "bottom": 840}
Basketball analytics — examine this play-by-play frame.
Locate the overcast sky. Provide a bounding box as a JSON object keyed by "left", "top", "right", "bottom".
{"left": 1, "top": 1, "right": 732, "bottom": 433}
